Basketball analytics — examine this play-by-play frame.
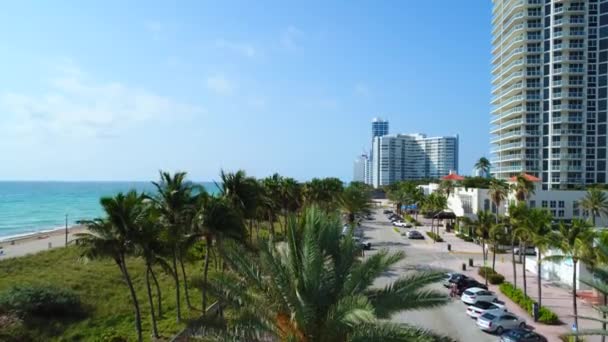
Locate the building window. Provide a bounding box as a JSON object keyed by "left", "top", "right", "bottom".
{"left": 542, "top": 200, "right": 548, "bottom": 208}
{"left": 530, "top": 200, "right": 536, "bottom": 208}
{"left": 558, "top": 210, "right": 565, "bottom": 217}
{"left": 573, "top": 201, "right": 580, "bottom": 217}
{"left": 558, "top": 201, "right": 565, "bottom": 208}
{"left": 462, "top": 196, "right": 473, "bottom": 214}
{"left": 551, "top": 210, "right": 557, "bottom": 217}
{"left": 484, "top": 199, "right": 490, "bottom": 212}
{"left": 550, "top": 200, "right": 557, "bottom": 208}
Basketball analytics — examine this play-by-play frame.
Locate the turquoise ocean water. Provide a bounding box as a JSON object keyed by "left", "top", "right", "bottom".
{"left": 0, "top": 182, "right": 218, "bottom": 240}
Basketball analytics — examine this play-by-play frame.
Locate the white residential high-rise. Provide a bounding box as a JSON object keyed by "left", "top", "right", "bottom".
{"left": 491, "top": 0, "right": 608, "bottom": 190}
{"left": 371, "top": 134, "right": 459, "bottom": 187}
{"left": 353, "top": 153, "right": 370, "bottom": 182}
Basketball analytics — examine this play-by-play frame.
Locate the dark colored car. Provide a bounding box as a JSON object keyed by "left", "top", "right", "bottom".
{"left": 353, "top": 237, "right": 371, "bottom": 250}
{"left": 455, "top": 278, "right": 488, "bottom": 294}
{"left": 407, "top": 230, "right": 424, "bottom": 239}
{"left": 383, "top": 210, "right": 393, "bottom": 214}
{"left": 443, "top": 273, "right": 468, "bottom": 287}
{"left": 500, "top": 329, "right": 547, "bottom": 342}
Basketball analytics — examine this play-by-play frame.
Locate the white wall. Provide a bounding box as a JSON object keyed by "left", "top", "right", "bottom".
{"left": 525, "top": 250, "right": 593, "bottom": 291}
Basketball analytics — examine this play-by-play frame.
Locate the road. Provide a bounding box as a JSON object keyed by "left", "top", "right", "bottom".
{"left": 360, "top": 209, "right": 498, "bottom": 342}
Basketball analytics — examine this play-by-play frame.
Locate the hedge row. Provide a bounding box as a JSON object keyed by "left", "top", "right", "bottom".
{"left": 499, "top": 282, "right": 560, "bottom": 325}
{"left": 477, "top": 266, "right": 505, "bottom": 285}
{"left": 456, "top": 233, "right": 474, "bottom": 242}
{"left": 404, "top": 215, "right": 422, "bottom": 226}
{"left": 426, "top": 231, "right": 444, "bottom": 242}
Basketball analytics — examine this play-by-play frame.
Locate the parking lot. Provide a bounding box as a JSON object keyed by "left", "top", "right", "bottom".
{"left": 360, "top": 208, "right": 547, "bottom": 342}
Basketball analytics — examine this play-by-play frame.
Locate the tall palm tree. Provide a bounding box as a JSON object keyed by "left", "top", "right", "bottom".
{"left": 148, "top": 171, "right": 200, "bottom": 321}
{"left": 195, "top": 196, "right": 245, "bottom": 313}
{"left": 303, "top": 177, "right": 344, "bottom": 211}
{"left": 546, "top": 219, "right": 597, "bottom": 339}
{"left": 278, "top": 177, "right": 302, "bottom": 232}
{"left": 438, "top": 180, "right": 455, "bottom": 198}
{"left": 423, "top": 192, "right": 447, "bottom": 237}
{"left": 526, "top": 208, "right": 553, "bottom": 310}
{"left": 202, "top": 207, "right": 453, "bottom": 341}
{"left": 76, "top": 191, "right": 145, "bottom": 342}
{"left": 508, "top": 202, "right": 528, "bottom": 290}
{"left": 488, "top": 222, "right": 507, "bottom": 271}
{"left": 474, "top": 157, "right": 491, "bottom": 178}
{"left": 511, "top": 174, "right": 535, "bottom": 202}
{"left": 580, "top": 187, "right": 608, "bottom": 227}
{"left": 340, "top": 183, "right": 372, "bottom": 224}
{"left": 513, "top": 217, "right": 534, "bottom": 298}
{"left": 474, "top": 211, "right": 495, "bottom": 286}
{"left": 488, "top": 178, "right": 509, "bottom": 219}
{"left": 218, "top": 170, "right": 259, "bottom": 242}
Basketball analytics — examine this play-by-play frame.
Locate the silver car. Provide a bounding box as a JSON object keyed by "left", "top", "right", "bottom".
{"left": 476, "top": 309, "right": 526, "bottom": 334}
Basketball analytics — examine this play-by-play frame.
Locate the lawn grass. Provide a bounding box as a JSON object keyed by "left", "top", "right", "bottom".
{"left": 0, "top": 246, "right": 212, "bottom": 341}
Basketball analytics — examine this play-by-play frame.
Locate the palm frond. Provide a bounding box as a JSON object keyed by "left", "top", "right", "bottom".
{"left": 349, "top": 321, "right": 456, "bottom": 342}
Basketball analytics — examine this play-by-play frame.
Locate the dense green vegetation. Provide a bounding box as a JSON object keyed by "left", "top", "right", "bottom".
{"left": 0, "top": 246, "right": 203, "bottom": 341}
{"left": 499, "top": 282, "right": 559, "bottom": 325}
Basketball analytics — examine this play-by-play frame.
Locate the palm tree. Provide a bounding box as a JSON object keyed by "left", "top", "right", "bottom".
{"left": 546, "top": 219, "right": 597, "bottom": 339}
{"left": 195, "top": 196, "right": 245, "bottom": 313}
{"left": 340, "top": 183, "right": 372, "bottom": 224}
{"left": 488, "top": 178, "right": 509, "bottom": 219}
{"left": 218, "top": 170, "right": 259, "bottom": 242}
{"left": 423, "top": 193, "right": 447, "bottom": 237}
{"left": 474, "top": 157, "right": 491, "bottom": 178}
{"left": 511, "top": 174, "right": 535, "bottom": 202}
{"left": 148, "top": 171, "right": 200, "bottom": 321}
{"left": 474, "top": 211, "right": 495, "bottom": 286}
{"left": 76, "top": 192, "right": 145, "bottom": 342}
{"left": 278, "top": 177, "right": 302, "bottom": 232}
{"left": 513, "top": 217, "right": 533, "bottom": 298}
{"left": 438, "top": 180, "right": 455, "bottom": 198}
{"left": 580, "top": 187, "right": 608, "bottom": 227}
{"left": 303, "top": 177, "right": 344, "bottom": 211}
{"left": 508, "top": 202, "right": 528, "bottom": 290}
{"left": 202, "top": 207, "right": 453, "bottom": 341}
{"left": 526, "top": 208, "right": 553, "bottom": 310}
{"left": 488, "top": 222, "right": 507, "bottom": 271}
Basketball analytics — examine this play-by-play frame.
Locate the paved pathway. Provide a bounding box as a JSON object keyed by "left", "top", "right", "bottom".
{"left": 361, "top": 208, "right": 600, "bottom": 341}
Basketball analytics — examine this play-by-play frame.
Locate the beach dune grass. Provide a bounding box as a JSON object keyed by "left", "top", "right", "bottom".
{"left": 0, "top": 246, "right": 208, "bottom": 341}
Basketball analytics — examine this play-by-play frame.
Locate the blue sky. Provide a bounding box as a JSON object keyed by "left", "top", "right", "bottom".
{"left": 0, "top": 1, "right": 493, "bottom": 182}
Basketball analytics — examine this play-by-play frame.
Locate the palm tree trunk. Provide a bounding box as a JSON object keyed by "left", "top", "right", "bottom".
{"left": 592, "top": 214, "right": 596, "bottom": 227}
{"left": 492, "top": 243, "right": 497, "bottom": 271}
{"left": 512, "top": 239, "right": 517, "bottom": 290}
{"left": 248, "top": 220, "right": 254, "bottom": 244}
{"left": 269, "top": 212, "right": 275, "bottom": 239}
{"left": 202, "top": 238, "right": 212, "bottom": 314}
{"left": 603, "top": 294, "right": 607, "bottom": 342}
{"left": 573, "top": 259, "right": 579, "bottom": 342}
{"left": 149, "top": 266, "right": 162, "bottom": 317}
{"left": 179, "top": 253, "right": 193, "bottom": 309}
{"left": 119, "top": 256, "right": 143, "bottom": 342}
{"left": 522, "top": 243, "right": 528, "bottom": 298}
{"left": 482, "top": 240, "right": 488, "bottom": 286}
{"left": 172, "top": 250, "right": 182, "bottom": 322}
{"left": 145, "top": 265, "right": 160, "bottom": 338}
{"left": 537, "top": 253, "right": 542, "bottom": 310}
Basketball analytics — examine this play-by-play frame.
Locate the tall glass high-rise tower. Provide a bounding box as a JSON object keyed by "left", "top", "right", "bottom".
{"left": 491, "top": 0, "right": 608, "bottom": 190}
{"left": 371, "top": 117, "right": 389, "bottom": 138}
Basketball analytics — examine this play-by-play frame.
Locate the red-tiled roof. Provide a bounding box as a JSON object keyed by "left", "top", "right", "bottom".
{"left": 509, "top": 173, "right": 541, "bottom": 182}
{"left": 442, "top": 173, "right": 465, "bottom": 181}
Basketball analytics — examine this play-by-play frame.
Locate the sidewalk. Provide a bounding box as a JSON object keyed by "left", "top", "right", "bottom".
{"left": 418, "top": 219, "right": 602, "bottom": 342}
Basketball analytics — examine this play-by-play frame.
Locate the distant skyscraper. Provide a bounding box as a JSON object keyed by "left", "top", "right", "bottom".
{"left": 353, "top": 153, "right": 370, "bottom": 182}
{"left": 371, "top": 117, "right": 389, "bottom": 139}
{"left": 372, "top": 133, "right": 459, "bottom": 187}
{"left": 491, "top": 0, "right": 608, "bottom": 190}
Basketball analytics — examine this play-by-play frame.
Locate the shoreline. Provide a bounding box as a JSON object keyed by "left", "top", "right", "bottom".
{"left": 0, "top": 225, "right": 87, "bottom": 259}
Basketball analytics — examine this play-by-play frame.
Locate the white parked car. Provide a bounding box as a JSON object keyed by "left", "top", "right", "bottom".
{"left": 461, "top": 287, "right": 497, "bottom": 305}
{"left": 392, "top": 221, "right": 407, "bottom": 227}
{"left": 466, "top": 300, "right": 506, "bottom": 319}
{"left": 476, "top": 309, "right": 526, "bottom": 334}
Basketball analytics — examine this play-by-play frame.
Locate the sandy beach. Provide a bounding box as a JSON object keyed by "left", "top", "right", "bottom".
{"left": 0, "top": 226, "right": 87, "bottom": 259}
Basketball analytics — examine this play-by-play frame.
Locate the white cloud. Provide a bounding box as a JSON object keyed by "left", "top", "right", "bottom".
{"left": 205, "top": 74, "right": 235, "bottom": 95}
{"left": 354, "top": 83, "right": 371, "bottom": 98}
{"left": 0, "top": 65, "right": 201, "bottom": 139}
{"left": 215, "top": 39, "right": 258, "bottom": 58}
{"left": 280, "top": 26, "right": 303, "bottom": 50}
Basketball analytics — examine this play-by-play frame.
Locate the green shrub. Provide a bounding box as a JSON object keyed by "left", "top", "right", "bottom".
{"left": 0, "top": 285, "right": 84, "bottom": 319}
{"left": 488, "top": 273, "right": 505, "bottom": 284}
{"left": 499, "top": 282, "right": 560, "bottom": 325}
{"left": 426, "top": 232, "right": 444, "bottom": 242}
{"left": 477, "top": 266, "right": 496, "bottom": 277}
{"left": 456, "top": 233, "right": 474, "bottom": 242}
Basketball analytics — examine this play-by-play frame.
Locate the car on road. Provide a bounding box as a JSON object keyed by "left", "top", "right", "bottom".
{"left": 443, "top": 273, "right": 467, "bottom": 287}
{"left": 389, "top": 215, "right": 402, "bottom": 222}
{"left": 465, "top": 300, "right": 506, "bottom": 319}
{"left": 455, "top": 279, "right": 488, "bottom": 294}
{"left": 353, "top": 237, "right": 371, "bottom": 250}
{"left": 476, "top": 309, "right": 526, "bottom": 334}
{"left": 499, "top": 329, "right": 547, "bottom": 342}
{"left": 383, "top": 210, "right": 393, "bottom": 214}
{"left": 392, "top": 220, "right": 409, "bottom": 227}
{"left": 513, "top": 246, "right": 536, "bottom": 256}
{"left": 407, "top": 230, "right": 424, "bottom": 239}
{"left": 461, "top": 287, "right": 497, "bottom": 305}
